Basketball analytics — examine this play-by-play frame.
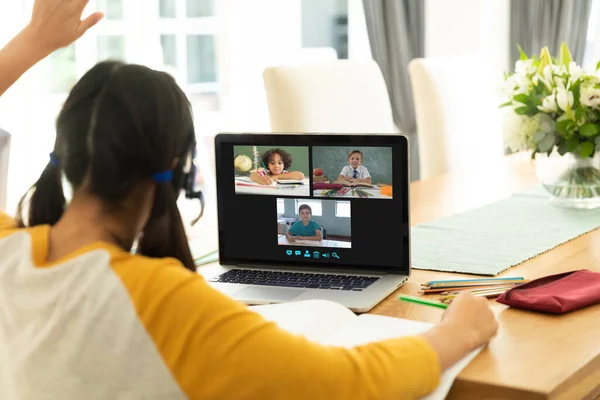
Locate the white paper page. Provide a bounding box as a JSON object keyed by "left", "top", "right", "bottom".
{"left": 248, "top": 300, "right": 357, "bottom": 342}
{"left": 320, "top": 314, "right": 483, "bottom": 400}
{"left": 235, "top": 177, "right": 277, "bottom": 187}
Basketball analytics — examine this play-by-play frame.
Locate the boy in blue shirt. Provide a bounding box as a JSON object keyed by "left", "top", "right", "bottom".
{"left": 286, "top": 204, "right": 323, "bottom": 242}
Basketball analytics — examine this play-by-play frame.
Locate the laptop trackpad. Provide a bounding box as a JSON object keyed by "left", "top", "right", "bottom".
{"left": 235, "top": 287, "right": 305, "bottom": 303}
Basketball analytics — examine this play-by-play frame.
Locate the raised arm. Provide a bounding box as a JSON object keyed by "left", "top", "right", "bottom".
{"left": 274, "top": 171, "right": 304, "bottom": 180}
{"left": 0, "top": 0, "right": 103, "bottom": 96}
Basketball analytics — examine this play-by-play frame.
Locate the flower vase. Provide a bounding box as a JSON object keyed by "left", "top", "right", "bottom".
{"left": 535, "top": 152, "right": 600, "bottom": 209}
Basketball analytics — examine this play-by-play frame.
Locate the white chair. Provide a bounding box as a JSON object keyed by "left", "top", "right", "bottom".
{"left": 263, "top": 60, "right": 396, "bottom": 133}
{"left": 0, "top": 128, "right": 10, "bottom": 210}
{"left": 408, "top": 56, "right": 505, "bottom": 180}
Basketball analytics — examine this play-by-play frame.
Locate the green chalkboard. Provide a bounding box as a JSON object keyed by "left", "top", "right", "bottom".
{"left": 312, "top": 146, "right": 393, "bottom": 184}
{"left": 234, "top": 145, "right": 310, "bottom": 175}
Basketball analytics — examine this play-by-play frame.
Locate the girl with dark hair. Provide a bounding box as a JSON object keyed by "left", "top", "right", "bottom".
{"left": 250, "top": 148, "right": 305, "bottom": 185}
{"left": 0, "top": 1, "right": 499, "bottom": 399}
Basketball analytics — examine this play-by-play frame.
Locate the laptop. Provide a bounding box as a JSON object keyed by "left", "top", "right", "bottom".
{"left": 201, "top": 133, "right": 410, "bottom": 312}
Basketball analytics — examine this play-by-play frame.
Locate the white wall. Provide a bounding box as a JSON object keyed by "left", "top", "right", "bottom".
{"left": 425, "top": 0, "right": 510, "bottom": 77}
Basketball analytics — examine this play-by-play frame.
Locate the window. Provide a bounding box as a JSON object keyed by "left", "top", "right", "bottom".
{"left": 295, "top": 199, "right": 323, "bottom": 216}
{"left": 157, "top": 0, "right": 220, "bottom": 111}
{"left": 186, "top": 0, "right": 214, "bottom": 17}
{"left": 186, "top": 34, "right": 217, "bottom": 84}
{"left": 97, "top": 35, "right": 126, "bottom": 61}
{"left": 335, "top": 201, "right": 351, "bottom": 217}
{"left": 160, "top": 0, "right": 177, "bottom": 18}
{"left": 277, "top": 198, "right": 285, "bottom": 214}
{"left": 97, "top": 0, "right": 124, "bottom": 20}
{"left": 161, "top": 35, "right": 178, "bottom": 67}
{"left": 301, "top": 0, "right": 348, "bottom": 59}
{"left": 45, "top": 45, "right": 77, "bottom": 93}
{"left": 583, "top": 0, "right": 600, "bottom": 70}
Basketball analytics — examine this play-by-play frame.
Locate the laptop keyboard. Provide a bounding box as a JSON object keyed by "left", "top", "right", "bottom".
{"left": 209, "top": 269, "right": 380, "bottom": 291}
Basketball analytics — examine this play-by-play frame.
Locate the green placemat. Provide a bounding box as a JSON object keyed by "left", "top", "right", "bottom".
{"left": 411, "top": 186, "right": 600, "bottom": 275}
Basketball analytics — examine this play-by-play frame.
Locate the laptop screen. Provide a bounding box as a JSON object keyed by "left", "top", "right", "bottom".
{"left": 215, "top": 134, "right": 409, "bottom": 274}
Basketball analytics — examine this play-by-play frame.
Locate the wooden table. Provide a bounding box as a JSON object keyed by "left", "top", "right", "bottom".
{"left": 371, "top": 152, "right": 600, "bottom": 400}
{"left": 191, "top": 151, "right": 600, "bottom": 399}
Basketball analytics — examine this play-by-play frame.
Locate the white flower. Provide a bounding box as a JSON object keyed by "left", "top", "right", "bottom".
{"left": 569, "top": 62, "right": 584, "bottom": 83}
{"left": 515, "top": 59, "right": 536, "bottom": 75}
{"left": 502, "top": 110, "right": 528, "bottom": 152}
{"left": 556, "top": 86, "right": 574, "bottom": 111}
{"left": 538, "top": 90, "right": 559, "bottom": 113}
{"left": 580, "top": 85, "right": 600, "bottom": 108}
{"left": 538, "top": 65, "right": 556, "bottom": 91}
{"left": 514, "top": 73, "right": 531, "bottom": 93}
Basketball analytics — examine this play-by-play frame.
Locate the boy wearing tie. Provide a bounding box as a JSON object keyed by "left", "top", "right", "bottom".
{"left": 337, "top": 150, "right": 372, "bottom": 184}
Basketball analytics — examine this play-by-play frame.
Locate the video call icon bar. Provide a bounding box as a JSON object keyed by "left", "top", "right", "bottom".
{"left": 285, "top": 249, "right": 340, "bottom": 259}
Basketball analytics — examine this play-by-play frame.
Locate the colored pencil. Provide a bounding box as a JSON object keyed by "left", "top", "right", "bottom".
{"left": 398, "top": 294, "right": 448, "bottom": 309}
{"left": 419, "top": 284, "right": 518, "bottom": 294}
{"left": 424, "top": 277, "right": 525, "bottom": 285}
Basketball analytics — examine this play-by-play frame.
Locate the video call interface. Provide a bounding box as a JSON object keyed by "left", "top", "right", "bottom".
{"left": 219, "top": 141, "right": 407, "bottom": 271}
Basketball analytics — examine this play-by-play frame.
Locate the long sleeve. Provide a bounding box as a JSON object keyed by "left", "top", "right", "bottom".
{"left": 113, "top": 259, "right": 441, "bottom": 400}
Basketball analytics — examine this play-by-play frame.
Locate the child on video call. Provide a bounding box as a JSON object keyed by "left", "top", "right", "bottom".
{"left": 337, "top": 150, "right": 372, "bottom": 184}
{"left": 250, "top": 148, "right": 305, "bottom": 185}
{"left": 286, "top": 204, "right": 323, "bottom": 242}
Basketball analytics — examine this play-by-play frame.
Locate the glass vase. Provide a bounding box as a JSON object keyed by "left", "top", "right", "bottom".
{"left": 535, "top": 151, "right": 600, "bottom": 209}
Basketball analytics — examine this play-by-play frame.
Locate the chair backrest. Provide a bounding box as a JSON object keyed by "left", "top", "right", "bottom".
{"left": 0, "top": 128, "right": 10, "bottom": 210}
{"left": 320, "top": 225, "right": 327, "bottom": 240}
{"left": 408, "top": 56, "right": 505, "bottom": 180}
{"left": 263, "top": 60, "right": 397, "bottom": 133}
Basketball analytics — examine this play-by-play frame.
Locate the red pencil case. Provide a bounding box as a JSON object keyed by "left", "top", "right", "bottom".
{"left": 496, "top": 269, "right": 600, "bottom": 314}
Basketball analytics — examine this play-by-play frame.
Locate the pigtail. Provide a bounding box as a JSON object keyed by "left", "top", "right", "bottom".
{"left": 16, "top": 161, "right": 66, "bottom": 228}
{"left": 137, "top": 183, "right": 195, "bottom": 271}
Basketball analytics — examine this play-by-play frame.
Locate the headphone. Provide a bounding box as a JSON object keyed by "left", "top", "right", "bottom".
{"left": 173, "top": 139, "right": 205, "bottom": 226}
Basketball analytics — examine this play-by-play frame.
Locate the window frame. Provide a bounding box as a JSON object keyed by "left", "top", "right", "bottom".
{"left": 294, "top": 199, "right": 323, "bottom": 216}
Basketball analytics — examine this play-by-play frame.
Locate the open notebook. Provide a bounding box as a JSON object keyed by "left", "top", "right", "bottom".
{"left": 249, "top": 300, "right": 482, "bottom": 400}
{"left": 235, "top": 176, "right": 305, "bottom": 187}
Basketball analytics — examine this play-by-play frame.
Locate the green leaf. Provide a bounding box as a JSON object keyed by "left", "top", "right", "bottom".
{"left": 538, "top": 46, "right": 553, "bottom": 74}
{"left": 579, "top": 123, "right": 600, "bottom": 138}
{"left": 557, "top": 141, "right": 568, "bottom": 156}
{"left": 560, "top": 42, "right": 573, "bottom": 68}
{"left": 580, "top": 141, "right": 595, "bottom": 158}
{"left": 571, "top": 81, "right": 581, "bottom": 108}
{"left": 515, "top": 106, "right": 529, "bottom": 115}
{"left": 565, "top": 136, "right": 579, "bottom": 152}
{"left": 499, "top": 101, "right": 513, "bottom": 108}
{"left": 517, "top": 44, "right": 528, "bottom": 61}
{"left": 555, "top": 119, "right": 576, "bottom": 137}
{"left": 596, "top": 60, "right": 600, "bottom": 71}
{"left": 513, "top": 93, "right": 530, "bottom": 104}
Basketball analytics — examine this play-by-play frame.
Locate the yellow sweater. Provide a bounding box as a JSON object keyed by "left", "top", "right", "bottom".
{"left": 0, "top": 211, "right": 440, "bottom": 399}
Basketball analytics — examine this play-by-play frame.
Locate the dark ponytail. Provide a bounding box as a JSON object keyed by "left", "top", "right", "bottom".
{"left": 137, "top": 183, "right": 195, "bottom": 271}
{"left": 16, "top": 159, "right": 66, "bottom": 227}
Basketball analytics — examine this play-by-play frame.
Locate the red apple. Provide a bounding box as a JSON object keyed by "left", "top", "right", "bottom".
{"left": 313, "top": 168, "right": 323, "bottom": 176}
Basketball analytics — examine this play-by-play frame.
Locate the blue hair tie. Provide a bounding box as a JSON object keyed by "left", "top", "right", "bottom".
{"left": 49, "top": 153, "right": 60, "bottom": 167}
{"left": 152, "top": 170, "right": 173, "bottom": 183}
